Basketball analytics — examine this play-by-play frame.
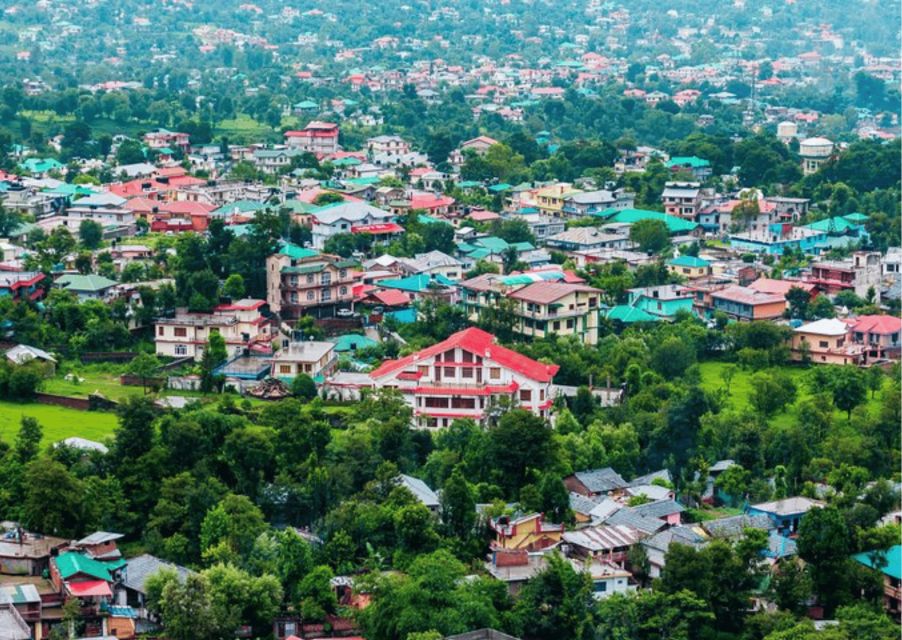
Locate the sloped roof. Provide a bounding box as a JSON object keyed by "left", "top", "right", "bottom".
{"left": 852, "top": 545, "right": 901, "bottom": 580}
{"left": 573, "top": 468, "right": 628, "bottom": 494}
{"left": 601, "top": 208, "right": 698, "bottom": 234}
{"left": 606, "top": 305, "right": 660, "bottom": 323}
{"left": 54, "top": 552, "right": 112, "bottom": 582}
{"left": 508, "top": 282, "right": 600, "bottom": 305}
{"left": 55, "top": 274, "right": 117, "bottom": 293}
{"left": 369, "top": 327, "right": 559, "bottom": 383}
{"left": 668, "top": 255, "right": 710, "bottom": 268}
{"left": 397, "top": 475, "right": 439, "bottom": 508}
{"left": 749, "top": 496, "right": 824, "bottom": 516}
{"left": 604, "top": 507, "right": 667, "bottom": 535}
{"left": 852, "top": 315, "right": 902, "bottom": 335}
{"left": 630, "top": 499, "right": 685, "bottom": 520}
{"left": 123, "top": 554, "right": 192, "bottom": 594}
{"left": 562, "top": 524, "right": 641, "bottom": 551}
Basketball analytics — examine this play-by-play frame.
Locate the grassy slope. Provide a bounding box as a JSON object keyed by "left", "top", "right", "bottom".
{"left": 0, "top": 400, "right": 118, "bottom": 447}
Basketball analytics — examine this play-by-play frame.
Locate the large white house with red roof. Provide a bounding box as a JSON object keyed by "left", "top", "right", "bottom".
{"left": 363, "top": 327, "right": 558, "bottom": 429}
{"left": 284, "top": 121, "right": 340, "bottom": 155}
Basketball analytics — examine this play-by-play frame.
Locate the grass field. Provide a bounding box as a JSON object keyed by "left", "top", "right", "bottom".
{"left": 697, "top": 361, "right": 886, "bottom": 428}
{"left": 0, "top": 400, "right": 118, "bottom": 447}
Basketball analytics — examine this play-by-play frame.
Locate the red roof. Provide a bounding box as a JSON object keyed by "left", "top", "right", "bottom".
{"left": 711, "top": 285, "right": 784, "bottom": 306}
{"left": 851, "top": 315, "right": 902, "bottom": 335}
{"left": 124, "top": 197, "right": 158, "bottom": 213}
{"left": 155, "top": 166, "right": 187, "bottom": 178}
{"left": 468, "top": 210, "right": 501, "bottom": 222}
{"left": 351, "top": 223, "right": 405, "bottom": 235}
{"left": 159, "top": 201, "right": 215, "bottom": 216}
{"left": 748, "top": 278, "right": 815, "bottom": 297}
{"left": 409, "top": 193, "right": 455, "bottom": 210}
{"left": 371, "top": 289, "right": 411, "bottom": 307}
{"left": 508, "top": 282, "right": 601, "bottom": 305}
{"left": 66, "top": 580, "right": 112, "bottom": 597}
{"left": 214, "top": 298, "right": 266, "bottom": 312}
{"left": 369, "top": 327, "right": 558, "bottom": 382}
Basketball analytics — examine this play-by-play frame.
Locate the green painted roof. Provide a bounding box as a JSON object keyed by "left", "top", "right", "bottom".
{"left": 279, "top": 243, "right": 319, "bottom": 260}
{"left": 665, "top": 156, "right": 710, "bottom": 169}
{"left": 510, "top": 241, "right": 536, "bottom": 251}
{"left": 380, "top": 274, "right": 456, "bottom": 293}
{"left": 852, "top": 545, "right": 901, "bottom": 580}
{"left": 19, "top": 158, "right": 64, "bottom": 173}
{"left": 56, "top": 274, "right": 117, "bottom": 292}
{"left": 417, "top": 214, "right": 451, "bottom": 226}
{"left": 488, "top": 183, "right": 512, "bottom": 192}
{"left": 342, "top": 177, "right": 381, "bottom": 186}
{"left": 55, "top": 552, "right": 112, "bottom": 582}
{"left": 601, "top": 208, "right": 699, "bottom": 234}
{"left": 457, "top": 181, "right": 482, "bottom": 189}
{"left": 804, "top": 216, "right": 859, "bottom": 234}
{"left": 606, "top": 305, "right": 661, "bottom": 323}
{"left": 330, "top": 333, "right": 378, "bottom": 352}
{"left": 280, "top": 200, "right": 318, "bottom": 214}
{"left": 475, "top": 237, "right": 510, "bottom": 253}
{"left": 842, "top": 212, "right": 869, "bottom": 223}
{"left": 467, "top": 248, "right": 492, "bottom": 260}
{"left": 668, "top": 255, "right": 710, "bottom": 268}
{"left": 332, "top": 157, "right": 361, "bottom": 167}
{"left": 282, "top": 264, "right": 325, "bottom": 275}
{"left": 294, "top": 100, "right": 318, "bottom": 109}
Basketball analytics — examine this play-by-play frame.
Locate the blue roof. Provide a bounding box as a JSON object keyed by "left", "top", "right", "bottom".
{"left": 380, "top": 273, "right": 456, "bottom": 293}
{"left": 668, "top": 255, "right": 710, "bottom": 268}
{"left": 853, "top": 545, "right": 901, "bottom": 580}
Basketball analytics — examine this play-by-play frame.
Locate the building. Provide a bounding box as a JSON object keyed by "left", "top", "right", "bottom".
{"left": 489, "top": 513, "right": 564, "bottom": 551}
{"left": 808, "top": 252, "right": 883, "bottom": 301}
{"left": 850, "top": 315, "right": 902, "bottom": 361}
{"left": 561, "top": 189, "right": 634, "bottom": 217}
{"left": 626, "top": 285, "right": 695, "bottom": 321}
{"left": 54, "top": 274, "right": 118, "bottom": 301}
{"left": 565, "top": 468, "right": 629, "bottom": 498}
{"left": 546, "top": 228, "right": 631, "bottom": 252}
{"left": 396, "top": 475, "right": 440, "bottom": 513}
{"left": 367, "top": 327, "right": 558, "bottom": 429}
{"left": 852, "top": 545, "right": 900, "bottom": 619}
{"left": 661, "top": 182, "right": 712, "bottom": 220}
{"left": 154, "top": 299, "right": 274, "bottom": 361}
{"left": 664, "top": 156, "right": 712, "bottom": 180}
{"left": 143, "top": 129, "right": 190, "bottom": 151}
{"left": 0, "top": 271, "right": 45, "bottom": 301}
{"left": 532, "top": 184, "right": 583, "bottom": 217}
{"left": 562, "top": 524, "right": 641, "bottom": 567}
{"left": 366, "top": 135, "right": 410, "bottom": 157}
{"left": 310, "top": 201, "right": 395, "bottom": 249}
{"left": 667, "top": 255, "right": 711, "bottom": 279}
{"left": 284, "top": 122, "right": 340, "bottom": 155}
{"left": 747, "top": 497, "right": 824, "bottom": 537}
{"left": 266, "top": 252, "right": 358, "bottom": 320}
{"left": 449, "top": 136, "right": 499, "bottom": 165}
{"left": 790, "top": 318, "right": 863, "bottom": 365}
{"left": 573, "top": 558, "right": 635, "bottom": 600}
{"left": 0, "top": 528, "right": 67, "bottom": 576}
{"left": 271, "top": 341, "right": 337, "bottom": 381}
{"left": 798, "top": 137, "right": 834, "bottom": 175}
{"left": 710, "top": 285, "right": 786, "bottom": 321}
{"left": 120, "top": 554, "right": 191, "bottom": 620}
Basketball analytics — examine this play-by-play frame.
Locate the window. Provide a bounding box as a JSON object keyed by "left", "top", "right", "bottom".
{"left": 520, "top": 389, "right": 532, "bottom": 402}
{"left": 490, "top": 367, "right": 501, "bottom": 379}
{"left": 307, "top": 274, "right": 315, "bottom": 284}
{"left": 174, "top": 327, "right": 187, "bottom": 337}
{"left": 819, "top": 341, "right": 829, "bottom": 348}
{"left": 339, "top": 269, "right": 347, "bottom": 278}
{"left": 175, "top": 345, "right": 187, "bottom": 356}
{"left": 593, "top": 581, "right": 607, "bottom": 593}
{"left": 566, "top": 319, "right": 575, "bottom": 329}
{"left": 340, "top": 286, "right": 348, "bottom": 295}
{"left": 157, "top": 326, "right": 164, "bottom": 336}
{"left": 279, "top": 365, "right": 291, "bottom": 374}
{"left": 322, "top": 274, "right": 332, "bottom": 285}
{"left": 322, "top": 289, "right": 331, "bottom": 302}
{"left": 444, "top": 366, "right": 454, "bottom": 377}
{"left": 307, "top": 291, "right": 315, "bottom": 301}
{"left": 462, "top": 367, "right": 474, "bottom": 378}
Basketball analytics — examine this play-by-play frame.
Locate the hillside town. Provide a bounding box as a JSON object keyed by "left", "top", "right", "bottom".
{"left": 0, "top": 1, "right": 899, "bottom": 640}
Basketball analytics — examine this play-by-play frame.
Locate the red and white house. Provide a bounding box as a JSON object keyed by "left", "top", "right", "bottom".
{"left": 366, "top": 327, "right": 558, "bottom": 429}
{"left": 284, "top": 121, "right": 340, "bottom": 155}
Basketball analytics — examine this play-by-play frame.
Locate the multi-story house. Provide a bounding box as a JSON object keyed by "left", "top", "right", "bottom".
{"left": 790, "top": 318, "right": 863, "bottom": 365}
{"left": 661, "top": 182, "right": 714, "bottom": 220}
{"left": 561, "top": 189, "right": 635, "bottom": 217}
{"left": 366, "top": 135, "right": 410, "bottom": 158}
{"left": 533, "top": 184, "right": 583, "bottom": 217}
{"left": 266, "top": 252, "right": 359, "bottom": 319}
{"left": 143, "top": 129, "right": 190, "bottom": 151}
{"left": 850, "top": 315, "right": 902, "bottom": 361}
{"left": 154, "top": 299, "right": 275, "bottom": 361}
{"left": 284, "top": 121, "right": 340, "bottom": 155}
{"left": 626, "top": 285, "right": 695, "bottom": 321}
{"left": 710, "top": 285, "right": 786, "bottom": 321}
{"left": 807, "top": 252, "right": 883, "bottom": 301}
{"left": 366, "top": 327, "right": 559, "bottom": 429}
{"left": 270, "top": 341, "right": 337, "bottom": 381}
{"left": 309, "top": 201, "right": 396, "bottom": 249}
{"left": 0, "top": 271, "right": 45, "bottom": 301}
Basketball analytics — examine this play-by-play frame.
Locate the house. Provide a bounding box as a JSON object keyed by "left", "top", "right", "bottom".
{"left": 664, "top": 156, "right": 711, "bottom": 180}
{"left": 850, "top": 315, "right": 902, "bottom": 360}
{"left": 407, "top": 250, "right": 464, "bottom": 280}
{"left": 5, "top": 345, "right": 56, "bottom": 372}
{"left": 798, "top": 137, "right": 833, "bottom": 175}
{"left": 489, "top": 513, "right": 564, "bottom": 551}
{"left": 484, "top": 549, "right": 549, "bottom": 596}
{"left": 284, "top": 122, "right": 340, "bottom": 155}
{"left": 119, "top": 554, "right": 191, "bottom": 619}
{"left": 366, "top": 135, "right": 410, "bottom": 158}
{"left": 449, "top": 136, "right": 499, "bottom": 165}
{"left": 64, "top": 192, "right": 135, "bottom": 231}
{"left": 366, "top": 327, "right": 558, "bottom": 429}
{"left": 0, "top": 584, "right": 42, "bottom": 640}
{"left": 667, "top": 255, "right": 711, "bottom": 279}
{"left": 0, "top": 527, "right": 68, "bottom": 576}
{"left": 598, "top": 208, "right": 699, "bottom": 236}
{"left": 309, "top": 201, "right": 395, "bottom": 249}
{"left": 565, "top": 468, "right": 628, "bottom": 498}
{"left": 396, "top": 475, "right": 440, "bottom": 513}
{"left": 851, "top": 545, "right": 900, "bottom": 619}
{"left": 790, "top": 318, "right": 863, "bottom": 365}
{"left": 747, "top": 497, "right": 824, "bottom": 537}
{"left": 0, "top": 600, "right": 30, "bottom": 640}
{"left": 562, "top": 524, "right": 641, "bottom": 567}
{"left": 154, "top": 299, "right": 274, "bottom": 361}
{"left": 546, "top": 228, "right": 631, "bottom": 252}
{"left": 143, "top": 129, "right": 190, "bottom": 151}
{"left": 0, "top": 272, "right": 44, "bottom": 301}
{"left": 661, "top": 182, "right": 712, "bottom": 220}
{"left": 72, "top": 532, "right": 124, "bottom": 562}
{"left": 266, "top": 252, "right": 359, "bottom": 320}
{"left": 50, "top": 551, "right": 120, "bottom": 638}
{"left": 459, "top": 277, "right": 602, "bottom": 344}
{"left": 807, "top": 252, "right": 883, "bottom": 301}
{"left": 641, "top": 526, "right": 707, "bottom": 578}
{"left": 378, "top": 273, "right": 457, "bottom": 303}
{"left": 509, "top": 212, "right": 566, "bottom": 243}
{"left": 271, "top": 341, "right": 337, "bottom": 382}
{"left": 55, "top": 274, "right": 118, "bottom": 301}
{"left": 626, "top": 285, "right": 695, "bottom": 321}
{"left": 561, "top": 189, "right": 635, "bottom": 217}
{"left": 572, "top": 558, "right": 634, "bottom": 600}
{"left": 532, "top": 184, "right": 583, "bottom": 217}
{"left": 710, "top": 285, "right": 786, "bottom": 321}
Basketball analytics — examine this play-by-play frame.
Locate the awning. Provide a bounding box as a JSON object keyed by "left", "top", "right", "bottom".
{"left": 66, "top": 580, "right": 112, "bottom": 597}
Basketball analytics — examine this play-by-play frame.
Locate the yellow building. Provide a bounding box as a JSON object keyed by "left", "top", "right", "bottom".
{"left": 534, "top": 184, "right": 583, "bottom": 217}
{"left": 489, "top": 513, "right": 564, "bottom": 551}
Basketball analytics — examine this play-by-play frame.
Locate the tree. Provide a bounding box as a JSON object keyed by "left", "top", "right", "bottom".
{"left": 297, "top": 565, "right": 337, "bottom": 622}
{"left": 158, "top": 573, "right": 222, "bottom": 640}
{"left": 785, "top": 286, "right": 811, "bottom": 320}
{"left": 629, "top": 219, "right": 670, "bottom": 253}
{"left": 749, "top": 370, "right": 797, "bottom": 416}
{"left": 513, "top": 553, "right": 593, "bottom": 640}
{"left": 112, "top": 396, "right": 157, "bottom": 465}
{"left": 650, "top": 336, "right": 696, "bottom": 378}
{"left": 22, "top": 459, "right": 84, "bottom": 537}
{"left": 829, "top": 366, "right": 867, "bottom": 418}
{"left": 440, "top": 468, "right": 476, "bottom": 539}
{"left": 313, "top": 192, "right": 344, "bottom": 206}
{"left": 488, "top": 410, "right": 555, "bottom": 496}
{"left": 200, "top": 494, "right": 267, "bottom": 562}
{"left": 222, "top": 274, "right": 245, "bottom": 300}
{"left": 290, "top": 373, "right": 317, "bottom": 401}
{"left": 200, "top": 332, "right": 228, "bottom": 393}
{"left": 595, "top": 589, "right": 714, "bottom": 640}
{"left": 770, "top": 558, "right": 812, "bottom": 615}
{"left": 797, "top": 506, "right": 850, "bottom": 616}
{"left": 78, "top": 220, "right": 103, "bottom": 249}
{"left": 126, "top": 352, "right": 161, "bottom": 394}
{"left": 0, "top": 203, "right": 23, "bottom": 237}
{"left": 14, "top": 417, "right": 43, "bottom": 463}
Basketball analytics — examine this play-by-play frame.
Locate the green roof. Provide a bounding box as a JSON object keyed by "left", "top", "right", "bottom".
{"left": 213, "top": 200, "right": 265, "bottom": 215}
{"left": 330, "top": 333, "right": 378, "bottom": 352}
{"left": 510, "top": 241, "right": 536, "bottom": 252}
{"left": 380, "top": 274, "right": 456, "bottom": 293}
{"left": 280, "top": 200, "right": 319, "bottom": 214}
{"left": 488, "top": 183, "right": 512, "bottom": 192}
{"left": 665, "top": 156, "right": 710, "bottom": 169}
{"left": 852, "top": 545, "right": 901, "bottom": 580}
{"left": 606, "top": 305, "right": 661, "bottom": 323}
{"left": 282, "top": 264, "right": 325, "bottom": 275}
{"left": 342, "top": 177, "right": 381, "bottom": 186}
{"left": 457, "top": 181, "right": 482, "bottom": 189}
{"left": 474, "top": 237, "right": 510, "bottom": 253}
{"left": 56, "top": 274, "right": 117, "bottom": 293}
{"left": 842, "top": 212, "right": 869, "bottom": 223}
{"left": 467, "top": 248, "right": 492, "bottom": 260}
{"left": 601, "top": 208, "right": 699, "bottom": 234}
{"left": 294, "top": 100, "right": 318, "bottom": 110}
{"left": 668, "top": 255, "right": 710, "bottom": 268}
{"left": 19, "top": 158, "right": 64, "bottom": 173}
{"left": 332, "top": 157, "right": 361, "bottom": 167}
{"left": 804, "top": 216, "right": 859, "bottom": 234}
{"left": 279, "top": 243, "right": 319, "bottom": 260}
{"left": 55, "top": 552, "right": 112, "bottom": 582}
{"left": 417, "top": 214, "right": 451, "bottom": 226}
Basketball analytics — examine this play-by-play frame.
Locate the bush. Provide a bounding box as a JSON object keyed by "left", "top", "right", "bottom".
{"left": 8, "top": 364, "right": 45, "bottom": 401}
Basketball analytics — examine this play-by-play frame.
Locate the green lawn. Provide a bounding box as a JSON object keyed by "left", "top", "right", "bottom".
{"left": 215, "top": 114, "right": 277, "bottom": 142}
{"left": 697, "top": 360, "right": 885, "bottom": 428}
{"left": 0, "top": 400, "right": 118, "bottom": 447}
{"left": 44, "top": 365, "right": 145, "bottom": 402}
